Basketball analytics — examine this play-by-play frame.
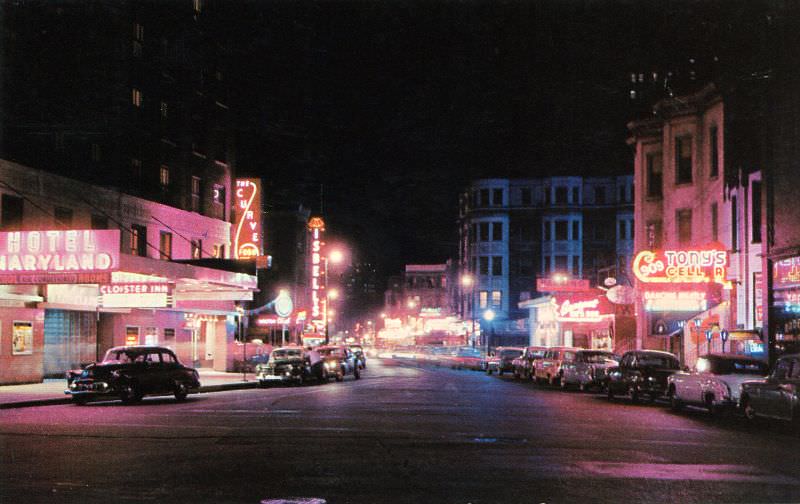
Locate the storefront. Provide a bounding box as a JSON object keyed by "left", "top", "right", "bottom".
{"left": 771, "top": 256, "right": 800, "bottom": 357}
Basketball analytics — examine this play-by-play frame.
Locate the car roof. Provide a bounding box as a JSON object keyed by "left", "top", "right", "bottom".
{"left": 107, "top": 345, "right": 173, "bottom": 353}
{"left": 625, "top": 350, "right": 678, "bottom": 357}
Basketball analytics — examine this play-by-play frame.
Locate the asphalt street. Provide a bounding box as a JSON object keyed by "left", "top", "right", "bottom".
{"left": 1, "top": 359, "right": 799, "bottom": 504}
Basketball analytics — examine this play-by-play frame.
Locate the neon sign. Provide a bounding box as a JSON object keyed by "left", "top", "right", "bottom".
{"left": 233, "top": 179, "right": 262, "bottom": 259}
{"left": 536, "top": 278, "right": 591, "bottom": 292}
{"left": 632, "top": 249, "right": 731, "bottom": 288}
{"left": 553, "top": 293, "right": 613, "bottom": 322}
{"left": 99, "top": 283, "right": 172, "bottom": 308}
{"left": 308, "top": 217, "right": 326, "bottom": 329}
{"left": 774, "top": 256, "right": 800, "bottom": 288}
{"left": 0, "top": 230, "right": 119, "bottom": 284}
{"left": 643, "top": 290, "right": 708, "bottom": 312}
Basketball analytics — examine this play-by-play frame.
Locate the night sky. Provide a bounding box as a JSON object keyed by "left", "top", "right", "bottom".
{"left": 228, "top": 1, "right": 782, "bottom": 280}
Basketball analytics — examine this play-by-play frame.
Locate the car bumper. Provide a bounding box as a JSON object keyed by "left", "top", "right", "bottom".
{"left": 64, "top": 381, "right": 115, "bottom": 397}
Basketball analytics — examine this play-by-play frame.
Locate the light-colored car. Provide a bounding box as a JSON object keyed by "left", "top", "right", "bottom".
{"left": 668, "top": 354, "right": 768, "bottom": 414}
{"left": 486, "top": 347, "right": 524, "bottom": 375}
{"left": 534, "top": 347, "right": 581, "bottom": 386}
{"left": 560, "top": 350, "right": 620, "bottom": 391}
{"left": 739, "top": 353, "right": 800, "bottom": 422}
{"left": 512, "top": 346, "right": 546, "bottom": 380}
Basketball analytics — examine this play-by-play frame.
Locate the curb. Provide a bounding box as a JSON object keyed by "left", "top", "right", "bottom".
{"left": 0, "top": 381, "right": 261, "bottom": 410}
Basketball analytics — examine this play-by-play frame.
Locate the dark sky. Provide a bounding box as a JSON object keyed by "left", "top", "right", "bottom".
{"left": 228, "top": 1, "right": 782, "bottom": 280}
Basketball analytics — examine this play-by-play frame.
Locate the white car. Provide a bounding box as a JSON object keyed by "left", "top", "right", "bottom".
{"left": 667, "top": 354, "right": 768, "bottom": 415}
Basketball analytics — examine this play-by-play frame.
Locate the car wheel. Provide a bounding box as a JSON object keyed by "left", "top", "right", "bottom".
{"left": 72, "top": 396, "right": 89, "bottom": 406}
{"left": 704, "top": 393, "right": 717, "bottom": 415}
{"left": 669, "top": 387, "right": 682, "bottom": 412}
{"left": 354, "top": 367, "right": 360, "bottom": 380}
{"left": 173, "top": 380, "right": 189, "bottom": 401}
{"left": 119, "top": 381, "right": 142, "bottom": 404}
{"left": 741, "top": 395, "right": 757, "bottom": 421}
{"left": 629, "top": 386, "right": 640, "bottom": 404}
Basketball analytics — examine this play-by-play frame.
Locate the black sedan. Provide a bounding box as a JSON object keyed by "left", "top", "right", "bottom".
{"left": 256, "top": 347, "right": 326, "bottom": 386}
{"left": 65, "top": 345, "right": 200, "bottom": 405}
{"left": 606, "top": 350, "right": 681, "bottom": 403}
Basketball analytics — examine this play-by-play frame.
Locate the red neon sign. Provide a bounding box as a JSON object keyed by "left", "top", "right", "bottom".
{"left": 234, "top": 179, "right": 262, "bottom": 259}
{"left": 552, "top": 292, "right": 613, "bottom": 322}
{"left": 632, "top": 249, "right": 731, "bottom": 288}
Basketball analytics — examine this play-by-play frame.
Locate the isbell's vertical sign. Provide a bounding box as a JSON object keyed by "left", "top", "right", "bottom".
{"left": 308, "top": 217, "right": 326, "bottom": 330}
{"left": 233, "top": 179, "right": 263, "bottom": 259}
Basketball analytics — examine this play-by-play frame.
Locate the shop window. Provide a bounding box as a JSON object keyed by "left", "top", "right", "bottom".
{"left": 164, "top": 328, "right": 176, "bottom": 345}
{"left": 492, "top": 256, "right": 503, "bottom": 276}
{"left": 1, "top": 194, "right": 24, "bottom": 230}
{"left": 12, "top": 321, "right": 32, "bottom": 355}
{"left": 159, "top": 231, "right": 172, "bottom": 260}
{"left": 125, "top": 326, "right": 140, "bottom": 346}
{"left": 709, "top": 126, "right": 719, "bottom": 178}
{"left": 492, "top": 222, "right": 502, "bottom": 241}
{"left": 646, "top": 152, "right": 663, "bottom": 197}
{"left": 677, "top": 209, "right": 692, "bottom": 245}
{"left": 675, "top": 135, "right": 693, "bottom": 184}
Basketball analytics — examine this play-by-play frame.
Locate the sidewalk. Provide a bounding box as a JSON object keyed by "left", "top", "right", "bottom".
{"left": 0, "top": 369, "right": 259, "bottom": 409}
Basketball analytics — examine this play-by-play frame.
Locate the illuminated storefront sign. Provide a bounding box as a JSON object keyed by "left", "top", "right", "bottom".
{"left": 774, "top": 256, "right": 800, "bottom": 288}
{"left": 537, "top": 278, "right": 591, "bottom": 292}
{"left": 643, "top": 290, "right": 708, "bottom": 312}
{"left": 0, "top": 229, "right": 119, "bottom": 284}
{"left": 308, "top": 217, "right": 326, "bottom": 329}
{"left": 553, "top": 293, "right": 613, "bottom": 322}
{"left": 233, "top": 179, "right": 263, "bottom": 259}
{"left": 632, "top": 248, "right": 731, "bottom": 288}
{"left": 99, "top": 282, "right": 172, "bottom": 308}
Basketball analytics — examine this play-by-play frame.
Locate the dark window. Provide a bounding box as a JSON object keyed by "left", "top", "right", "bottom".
{"left": 469, "top": 224, "right": 477, "bottom": 243}
{"left": 555, "top": 255, "right": 568, "bottom": 272}
{"left": 492, "top": 222, "right": 502, "bottom": 241}
{"left": 1, "top": 194, "right": 23, "bottom": 230}
{"left": 521, "top": 188, "right": 532, "bottom": 205}
{"left": 572, "top": 221, "right": 580, "bottom": 240}
{"left": 572, "top": 256, "right": 580, "bottom": 275}
{"left": 572, "top": 187, "right": 579, "bottom": 204}
{"left": 159, "top": 231, "right": 173, "bottom": 260}
{"left": 711, "top": 202, "right": 718, "bottom": 241}
{"left": 709, "top": 126, "right": 719, "bottom": 178}
{"left": 555, "top": 221, "right": 568, "bottom": 241}
{"left": 479, "top": 189, "right": 490, "bottom": 207}
{"left": 54, "top": 207, "right": 72, "bottom": 229}
{"left": 191, "top": 176, "right": 202, "bottom": 212}
{"left": 543, "top": 222, "right": 551, "bottom": 241}
{"left": 492, "top": 189, "right": 503, "bottom": 206}
{"left": 752, "top": 181, "right": 762, "bottom": 243}
{"left": 731, "top": 195, "right": 738, "bottom": 250}
{"left": 479, "top": 256, "right": 489, "bottom": 275}
{"left": 677, "top": 209, "right": 692, "bottom": 245}
{"left": 91, "top": 214, "right": 108, "bottom": 230}
{"left": 646, "top": 220, "right": 662, "bottom": 249}
{"left": 646, "top": 152, "right": 663, "bottom": 197}
{"left": 543, "top": 187, "right": 550, "bottom": 205}
{"left": 543, "top": 256, "right": 550, "bottom": 275}
{"left": 131, "top": 224, "right": 147, "bottom": 257}
{"left": 492, "top": 256, "right": 503, "bottom": 276}
{"left": 595, "top": 187, "right": 606, "bottom": 204}
{"left": 675, "top": 136, "right": 693, "bottom": 184}
{"left": 555, "top": 187, "right": 568, "bottom": 204}
{"left": 480, "top": 222, "right": 490, "bottom": 242}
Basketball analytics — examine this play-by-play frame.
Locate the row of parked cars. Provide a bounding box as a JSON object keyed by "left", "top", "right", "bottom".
{"left": 482, "top": 345, "right": 800, "bottom": 424}
{"left": 65, "top": 343, "right": 367, "bottom": 405}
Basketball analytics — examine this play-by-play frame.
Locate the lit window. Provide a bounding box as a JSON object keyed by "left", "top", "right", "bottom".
{"left": 675, "top": 135, "right": 693, "bottom": 184}
{"left": 160, "top": 101, "right": 168, "bottom": 119}
{"left": 191, "top": 239, "right": 202, "bottom": 259}
{"left": 159, "top": 231, "right": 172, "bottom": 260}
{"left": 491, "top": 290, "right": 502, "bottom": 308}
{"left": 160, "top": 165, "right": 169, "bottom": 187}
{"left": 193, "top": 0, "right": 203, "bottom": 13}
{"left": 133, "top": 23, "right": 144, "bottom": 42}
{"left": 131, "top": 224, "right": 147, "bottom": 257}
{"left": 132, "top": 88, "right": 142, "bottom": 107}
{"left": 479, "top": 291, "right": 488, "bottom": 309}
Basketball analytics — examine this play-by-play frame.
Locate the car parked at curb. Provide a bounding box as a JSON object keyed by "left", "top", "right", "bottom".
{"left": 606, "top": 350, "right": 681, "bottom": 403}
{"left": 534, "top": 347, "right": 581, "bottom": 386}
{"left": 667, "top": 354, "right": 768, "bottom": 415}
{"left": 560, "top": 350, "right": 620, "bottom": 391}
{"left": 739, "top": 353, "right": 800, "bottom": 423}
{"left": 317, "top": 345, "right": 360, "bottom": 381}
{"left": 486, "top": 347, "right": 524, "bottom": 375}
{"left": 65, "top": 345, "right": 200, "bottom": 405}
{"left": 256, "top": 347, "right": 326, "bottom": 386}
{"left": 512, "top": 346, "right": 546, "bottom": 380}
{"left": 350, "top": 344, "right": 367, "bottom": 369}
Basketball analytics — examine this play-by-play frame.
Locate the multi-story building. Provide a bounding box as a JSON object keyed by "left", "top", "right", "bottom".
{"left": 458, "top": 176, "right": 634, "bottom": 347}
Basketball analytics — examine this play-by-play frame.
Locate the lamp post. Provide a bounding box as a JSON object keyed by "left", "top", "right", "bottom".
{"left": 236, "top": 305, "right": 246, "bottom": 382}
{"left": 705, "top": 329, "right": 713, "bottom": 354}
{"left": 483, "top": 308, "right": 496, "bottom": 357}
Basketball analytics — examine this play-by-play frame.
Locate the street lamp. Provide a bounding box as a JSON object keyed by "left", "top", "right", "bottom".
{"left": 483, "top": 308, "right": 495, "bottom": 356}
{"left": 236, "top": 305, "right": 246, "bottom": 382}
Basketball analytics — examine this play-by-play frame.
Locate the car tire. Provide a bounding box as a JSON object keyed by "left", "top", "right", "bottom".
{"left": 629, "top": 386, "right": 640, "bottom": 404}
{"left": 669, "top": 387, "right": 682, "bottom": 412}
{"left": 119, "top": 381, "right": 142, "bottom": 404}
{"left": 741, "top": 395, "right": 757, "bottom": 421}
{"left": 173, "top": 380, "right": 189, "bottom": 401}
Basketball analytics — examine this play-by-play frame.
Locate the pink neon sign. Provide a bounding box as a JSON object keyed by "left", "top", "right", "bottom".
{"left": 0, "top": 230, "right": 120, "bottom": 284}
{"left": 234, "top": 179, "right": 262, "bottom": 259}
{"left": 632, "top": 248, "right": 731, "bottom": 288}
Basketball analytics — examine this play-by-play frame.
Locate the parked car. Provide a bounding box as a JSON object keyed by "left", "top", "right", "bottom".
{"left": 739, "top": 353, "right": 800, "bottom": 423}
{"left": 560, "top": 350, "right": 620, "bottom": 391}
{"left": 256, "top": 347, "right": 325, "bottom": 386}
{"left": 668, "top": 354, "right": 768, "bottom": 414}
{"left": 486, "top": 347, "right": 524, "bottom": 375}
{"left": 534, "top": 347, "right": 581, "bottom": 386}
{"left": 317, "top": 345, "right": 360, "bottom": 381}
{"left": 606, "top": 350, "right": 681, "bottom": 403}
{"left": 350, "top": 344, "right": 367, "bottom": 369}
{"left": 512, "top": 346, "right": 547, "bottom": 380}
{"left": 65, "top": 345, "right": 200, "bottom": 405}
{"left": 450, "top": 346, "right": 485, "bottom": 370}
{"left": 233, "top": 352, "right": 270, "bottom": 373}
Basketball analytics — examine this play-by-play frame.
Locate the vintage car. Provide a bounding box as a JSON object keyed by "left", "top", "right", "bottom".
{"left": 560, "top": 350, "right": 620, "bottom": 391}
{"left": 65, "top": 345, "right": 200, "bottom": 405}
{"left": 350, "top": 344, "right": 367, "bottom": 369}
{"left": 256, "top": 347, "right": 325, "bottom": 386}
{"left": 449, "top": 346, "right": 485, "bottom": 370}
{"left": 740, "top": 353, "right": 800, "bottom": 423}
{"left": 512, "top": 346, "right": 547, "bottom": 380}
{"left": 486, "top": 347, "right": 524, "bottom": 375}
{"left": 667, "top": 354, "right": 768, "bottom": 414}
{"left": 606, "top": 350, "right": 681, "bottom": 403}
{"left": 534, "top": 346, "right": 582, "bottom": 386}
{"left": 317, "top": 345, "right": 360, "bottom": 381}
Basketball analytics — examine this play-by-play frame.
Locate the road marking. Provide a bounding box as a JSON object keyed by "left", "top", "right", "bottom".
{"left": 576, "top": 461, "right": 800, "bottom": 484}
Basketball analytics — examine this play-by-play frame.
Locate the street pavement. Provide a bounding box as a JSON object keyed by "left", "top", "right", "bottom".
{"left": 1, "top": 359, "right": 800, "bottom": 504}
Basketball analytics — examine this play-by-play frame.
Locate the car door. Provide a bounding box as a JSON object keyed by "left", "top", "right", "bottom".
{"left": 775, "top": 358, "right": 800, "bottom": 420}
{"left": 760, "top": 358, "right": 791, "bottom": 418}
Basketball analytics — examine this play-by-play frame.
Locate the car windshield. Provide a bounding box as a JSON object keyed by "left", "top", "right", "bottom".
{"left": 318, "top": 348, "right": 344, "bottom": 357}
{"left": 637, "top": 355, "right": 680, "bottom": 369}
{"left": 500, "top": 349, "right": 522, "bottom": 358}
{"left": 102, "top": 349, "right": 137, "bottom": 364}
{"left": 271, "top": 349, "right": 302, "bottom": 360}
{"left": 706, "top": 358, "right": 768, "bottom": 375}
{"left": 583, "top": 352, "right": 618, "bottom": 363}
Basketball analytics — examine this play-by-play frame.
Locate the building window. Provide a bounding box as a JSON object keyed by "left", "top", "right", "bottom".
{"left": 709, "top": 126, "right": 719, "bottom": 178}
{"left": 572, "top": 256, "right": 580, "bottom": 276}
{"left": 543, "top": 221, "right": 551, "bottom": 241}
{"left": 193, "top": 0, "right": 203, "bottom": 13}
{"left": 132, "top": 88, "right": 142, "bottom": 107}
{"left": 543, "top": 256, "right": 551, "bottom": 275}
{"left": 479, "top": 189, "right": 489, "bottom": 207}
{"left": 571, "top": 187, "right": 579, "bottom": 204}
{"left": 164, "top": 328, "right": 176, "bottom": 344}
{"left": 752, "top": 181, "right": 762, "bottom": 243}
{"left": 479, "top": 291, "right": 488, "bottom": 309}
{"left": 479, "top": 222, "right": 489, "bottom": 242}
{"left": 144, "top": 327, "right": 158, "bottom": 346}
{"left": 492, "top": 189, "right": 503, "bottom": 206}
{"left": 131, "top": 224, "right": 147, "bottom": 257}
{"left": 132, "top": 40, "right": 142, "bottom": 57}
{"left": 646, "top": 152, "right": 663, "bottom": 197}
{"left": 731, "top": 195, "right": 738, "bottom": 250}
{"left": 646, "top": 220, "right": 662, "bottom": 249}
{"left": 555, "top": 221, "right": 568, "bottom": 241}
{"left": 521, "top": 188, "right": 532, "bottom": 206}
{"left": 160, "top": 165, "right": 170, "bottom": 187}
{"left": 54, "top": 207, "right": 72, "bottom": 229}
{"left": 159, "top": 231, "right": 172, "bottom": 260}
{"left": 571, "top": 221, "right": 580, "bottom": 240}
{"left": 125, "top": 326, "right": 140, "bottom": 346}
{"left": 91, "top": 143, "right": 101, "bottom": 162}
{"left": 160, "top": 101, "right": 168, "bottom": 119}
{"left": 595, "top": 186, "right": 606, "bottom": 204}
{"left": 479, "top": 256, "right": 489, "bottom": 276}
{"left": 491, "top": 290, "right": 502, "bottom": 308}
{"left": 677, "top": 209, "right": 692, "bottom": 245}
{"left": 492, "top": 222, "right": 502, "bottom": 241}
{"left": 191, "top": 239, "right": 202, "bottom": 259}
{"left": 132, "top": 158, "right": 142, "bottom": 179}
{"left": 675, "top": 136, "right": 693, "bottom": 184}
{"left": 492, "top": 256, "right": 502, "bottom": 276}
{"left": 555, "top": 255, "right": 568, "bottom": 272}
{"left": 213, "top": 184, "right": 225, "bottom": 205}
{"left": 555, "top": 187, "right": 568, "bottom": 204}
{"left": 711, "top": 202, "right": 718, "bottom": 241}
{"left": 191, "top": 176, "right": 202, "bottom": 212}
{"left": 91, "top": 214, "right": 108, "bottom": 230}
{"left": 133, "top": 23, "right": 144, "bottom": 41}
{"left": 213, "top": 244, "right": 225, "bottom": 259}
